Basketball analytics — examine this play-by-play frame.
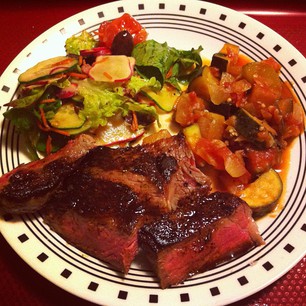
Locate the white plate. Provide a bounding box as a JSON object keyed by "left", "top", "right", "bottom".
{"left": 0, "top": 1, "right": 305, "bottom": 305}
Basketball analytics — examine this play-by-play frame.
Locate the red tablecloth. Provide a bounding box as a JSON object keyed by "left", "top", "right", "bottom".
{"left": 0, "top": 1, "right": 305, "bottom": 305}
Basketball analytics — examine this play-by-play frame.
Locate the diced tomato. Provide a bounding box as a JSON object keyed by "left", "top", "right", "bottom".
{"left": 194, "top": 138, "right": 250, "bottom": 178}
{"left": 98, "top": 13, "right": 147, "bottom": 48}
{"left": 245, "top": 147, "right": 281, "bottom": 174}
{"left": 261, "top": 57, "right": 281, "bottom": 73}
{"left": 249, "top": 83, "right": 282, "bottom": 111}
{"left": 174, "top": 91, "right": 205, "bottom": 127}
{"left": 133, "top": 28, "right": 148, "bottom": 45}
{"left": 219, "top": 43, "right": 241, "bottom": 76}
{"left": 219, "top": 171, "right": 251, "bottom": 194}
{"left": 194, "top": 138, "right": 225, "bottom": 170}
{"left": 282, "top": 103, "right": 305, "bottom": 139}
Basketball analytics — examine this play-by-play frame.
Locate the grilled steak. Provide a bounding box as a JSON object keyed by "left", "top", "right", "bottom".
{"left": 43, "top": 178, "right": 148, "bottom": 273}
{"left": 0, "top": 134, "right": 96, "bottom": 214}
{"left": 43, "top": 133, "right": 212, "bottom": 273}
{"left": 138, "top": 191, "right": 264, "bottom": 288}
{"left": 67, "top": 132, "right": 211, "bottom": 212}
{"left": 0, "top": 131, "right": 264, "bottom": 287}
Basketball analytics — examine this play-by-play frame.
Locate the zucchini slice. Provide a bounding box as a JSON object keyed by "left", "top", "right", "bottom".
{"left": 49, "top": 103, "right": 86, "bottom": 130}
{"left": 142, "top": 84, "right": 180, "bottom": 112}
{"left": 239, "top": 168, "right": 283, "bottom": 217}
{"left": 18, "top": 56, "right": 78, "bottom": 83}
{"left": 235, "top": 108, "right": 277, "bottom": 148}
{"left": 65, "top": 120, "right": 92, "bottom": 136}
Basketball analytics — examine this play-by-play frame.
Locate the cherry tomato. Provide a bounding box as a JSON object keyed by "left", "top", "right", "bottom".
{"left": 98, "top": 13, "right": 148, "bottom": 48}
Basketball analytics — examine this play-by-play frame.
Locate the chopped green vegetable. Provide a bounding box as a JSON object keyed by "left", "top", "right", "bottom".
{"left": 65, "top": 30, "right": 98, "bottom": 55}
{"left": 18, "top": 56, "right": 78, "bottom": 83}
{"left": 132, "top": 40, "right": 203, "bottom": 88}
{"left": 49, "top": 103, "right": 86, "bottom": 129}
{"left": 3, "top": 108, "right": 37, "bottom": 132}
{"left": 132, "top": 40, "right": 176, "bottom": 85}
{"left": 77, "top": 78, "right": 126, "bottom": 128}
{"left": 5, "top": 87, "right": 46, "bottom": 108}
{"left": 168, "top": 46, "right": 203, "bottom": 88}
{"left": 127, "top": 75, "right": 161, "bottom": 96}
{"left": 141, "top": 84, "right": 180, "bottom": 112}
{"left": 125, "top": 101, "right": 160, "bottom": 126}
{"left": 235, "top": 108, "right": 277, "bottom": 149}
{"left": 239, "top": 168, "right": 283, "bottom": 218}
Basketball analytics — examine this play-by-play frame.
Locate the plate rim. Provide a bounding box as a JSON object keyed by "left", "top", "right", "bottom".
{"left": 0, "top": 0, "right": 305, "bottom": 305}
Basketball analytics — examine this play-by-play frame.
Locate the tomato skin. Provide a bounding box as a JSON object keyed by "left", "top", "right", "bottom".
{"left": 245, "top": 147, "right": 281, "bottom": 175}
{"left": 194, "top": 138, "right": 250, "bottom": 179}
{"left": 98, "top": 13, "right": 147, "bottom": 48}
{"left": 174, "top": 91, "right": 205, "bottom": 127}
{"left": 194, "top": 138, "right": 225, "bottom": 170}
{"left": 133, "top": 28, "right": 148, "bottom": 45}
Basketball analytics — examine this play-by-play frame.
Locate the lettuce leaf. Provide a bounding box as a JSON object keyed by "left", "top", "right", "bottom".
{"left": 127, "top": 75, "right": 161, "bottom": 96}
{"left": 132, "top": 40, "right": 177, "bottom": 85}
{"left": 132, "top": 40, "right": 203, "bottom": 88}
{"left": 77, "top": 79, "right": 126, "bottom": 128}
{"left": 65, "top": 30, "right": 98, "bottom": 55}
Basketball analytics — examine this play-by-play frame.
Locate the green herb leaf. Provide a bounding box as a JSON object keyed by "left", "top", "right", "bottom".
{"left": 132, "top": 40, "right": 178, "bottom": 85}
{"left": 3, "top": 108, "right": 37, "bottom": 132}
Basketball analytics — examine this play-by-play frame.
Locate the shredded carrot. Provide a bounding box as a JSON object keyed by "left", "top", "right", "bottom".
{"left": 37, "top": 110, "right": 70, "bottom": 136}
{"left": 40, "top": 98, "right": 56, "bottom": 104}
{"left": 46, "top": 135, "right": 52, "bottom": 155}
{"left": 51, "top": 58, "right": 74, "bottom": 67}
{"left": 166, "top": 66, "right": 173, "bottom": 79}
{"left": 67, "top": 72, "right": 88, "bottom": 79}
{"left": 131, "top": 111, "right": 138, "bottom": 132}
{"left": 78, "top": 55, "right": 83, "bottom": 66}
{"left": 103, "top": 71, "right": 113, "bottom": 80}
{"left": 39, "top": 107, "right": 50, "bottom": 128}
{"left": 49, "top": 127, "right": 71, "bottom": 136}
{"left": 37, "top": 121, "right": 49, "bottom": 132}
{"left": 98, "top": 57, "right": 109, "bottom": 63}
{"left": 37, "top": 121, "right": 70, "bottom": 136}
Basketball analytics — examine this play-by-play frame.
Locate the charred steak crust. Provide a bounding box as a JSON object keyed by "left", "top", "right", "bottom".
{"left": 0, "top": 132, "right": 264, "bottom": 288}
{"left": 0, "top": 134, "right": 96, "bottom": 214}
{"left": 42, "top": 134, "right": 212, "bottom": 274}
{"left": 138, "top": 191, "right": 264, "bottom": 288}
{"left": 65, "top": 133, "right": 211, "bottom": 212}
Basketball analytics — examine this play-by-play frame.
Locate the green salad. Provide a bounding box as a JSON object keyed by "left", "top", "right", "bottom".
{"left": 4, "top": 15, "right": 203, "bottom": 159}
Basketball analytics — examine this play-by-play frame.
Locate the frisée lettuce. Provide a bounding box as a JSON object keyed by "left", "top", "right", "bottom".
{"left": 77, "top": 79, "right": 126, "bottom": 128}
{"left": 77, "top": 78, "right": 159, "bottom": 128}
{"left": 65, "top": 30, "right": 98, "bottom": 55}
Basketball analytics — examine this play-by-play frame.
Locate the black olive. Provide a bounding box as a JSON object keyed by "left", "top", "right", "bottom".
{"left": 111, "top": 30, "right": 134, "bottom": 56}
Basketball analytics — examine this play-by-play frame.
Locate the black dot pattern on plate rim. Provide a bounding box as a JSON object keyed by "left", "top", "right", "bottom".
{"left": 0, "top": 1, "right": 305, "bottom": 305}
